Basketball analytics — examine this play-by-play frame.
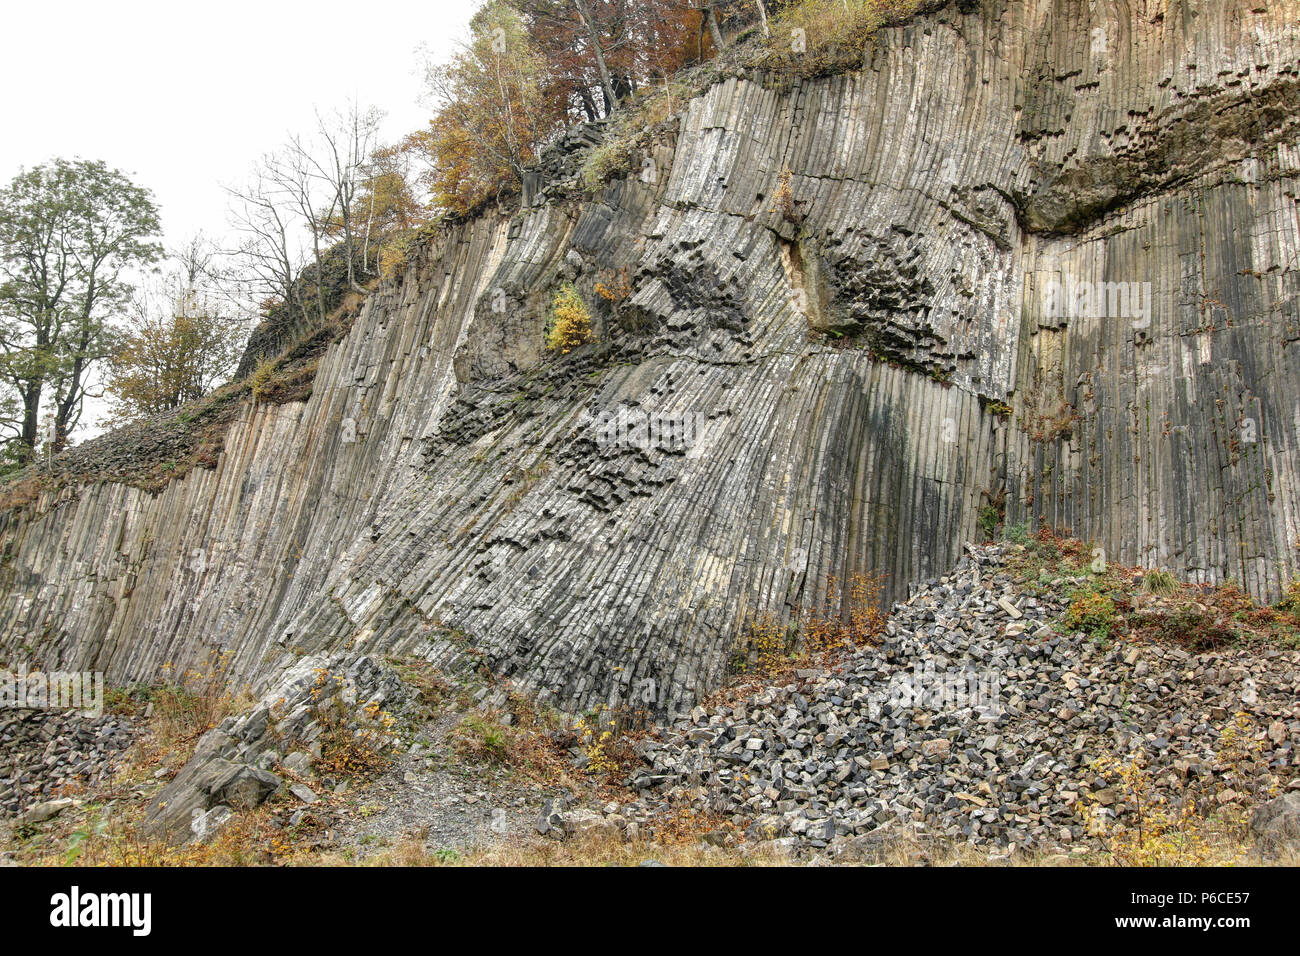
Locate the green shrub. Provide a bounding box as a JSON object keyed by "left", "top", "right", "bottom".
{"left": 580, "top": 141, "right": 634, "bottom": 193}
{"left": 1003, "top": 522, "right": 1032, "bottom": 546}
{"left": 1063, "top": 589, "right": 1118, "bottom": 641}
{"left": 978, "top": 504, "right": 1002, "bottom": 540}
{"left": 1143, "top": 569, "right": 1180, "bottom": 596}
{"left": 451, "top": 712, "right": 510, "bottom": 764}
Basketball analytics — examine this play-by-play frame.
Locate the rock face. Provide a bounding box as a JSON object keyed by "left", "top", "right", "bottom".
{"left": 1250, "top": 792, "right": 1300, "bottom": 854}
{"left": 0, "top": 0, "right": 1298, "bottom": 717}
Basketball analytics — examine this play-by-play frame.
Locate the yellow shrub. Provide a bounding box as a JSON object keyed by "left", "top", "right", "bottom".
{"left": 1080, "top": 755, "right": 1213, "bottom": 866}
{"left": 248, "top": 358, "right": 276, "bottom": 403}
{"left": 573, "top": 703, "right": 646, "bottom": 780}
{"left": 546, "top": 283, "right": 595, "bottom": 354}
{"left": 733, "top": 613, "right": 793, "bottom": 676}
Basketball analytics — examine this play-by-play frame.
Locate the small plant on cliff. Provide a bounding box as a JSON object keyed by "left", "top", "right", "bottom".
{"left": 731, "top": 612, "right": 796, "bottom": 676}
{"left": 1025, "top": 402, "right": 1082, "bottom": 443}
{"left": 581, "top": 140, "right": 636, "bottom": 193}
{"left": 574, "top": 703, "right": 648, "bottom": 781}
{"left": 803, "top": 571, "right": 888, "bottom": 656}
{"left": 1276, "top": 579, "right": 1300, "bottom": 617}
{"left": 312, "top": 668, "right": 399, "bottom": 777}
{"left": 451, "top": 711, "right": 511, "bottom": 765}
{"left": 978, "top": 488, "right": 1007, "bottom": 540}
{"left": 1142, "top": 568, "right": 1180, "bottom": 596}
{"left": 773, "top": 166, "right": 801, "bottom": 224}
{"left": 595, "top": 266, "right": 632, "bottom": 302}
{"left": 248, "top": 358, "right": 276, "bottom": 403}
{"left": 546, "top": 283, "right": 595, "bottom": 354}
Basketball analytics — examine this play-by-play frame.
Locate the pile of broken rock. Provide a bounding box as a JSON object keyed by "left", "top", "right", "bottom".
{"left": 613, "top": 544, "right": 1300, "bottom": 860}
{"left": 0, "top": 710, "right": 135, "bottom": 822}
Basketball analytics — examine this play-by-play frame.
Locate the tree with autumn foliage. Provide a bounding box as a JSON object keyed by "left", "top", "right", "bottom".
{"left": 508, "top": 0, "right": 702, "bottom": 121}
{"left": 105, "top": 297, "right": 245, "bottom": 423}
{"left": 316, "top": 140, "right": 425, "bottom": 281}
{"left": 395, "top": 1, "right": 565, "bottom": 216}
{"left": 104, "top": 242, "right": 247, "bottom": 424}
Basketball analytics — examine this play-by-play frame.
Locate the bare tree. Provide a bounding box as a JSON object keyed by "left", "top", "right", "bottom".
{"left": 266, "top": 144, "right": 337, "bottom": 326}
{"left": 303, "top": 103, "right": 385, "bottom": 294}
{"left": 227, "top": 105, "right": 383, "bottom": 331}
{"left": 226, "top": 165, "right": 309, "bottom": 325}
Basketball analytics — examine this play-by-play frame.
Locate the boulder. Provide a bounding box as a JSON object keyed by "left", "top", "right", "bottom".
{"left": 1250, "top": 793, "right": 1300, "bottom": 855}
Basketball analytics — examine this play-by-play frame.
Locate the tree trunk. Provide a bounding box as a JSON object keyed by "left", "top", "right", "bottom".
{"left": 19, "top": 382, "right": 41, "bottom": 463}
{"left": 573, "top": 0, "right": 619, "bottom": 116}
{"left": 579, "top": 89, "right": 598, "bottom": 123}
{"left": 707, "top": 1, "right": 726, "bottom": 52}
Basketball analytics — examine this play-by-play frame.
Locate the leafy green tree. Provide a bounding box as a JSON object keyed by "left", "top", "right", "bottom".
{"left": 0, "top": 158, "right": 162, "bottom": 460}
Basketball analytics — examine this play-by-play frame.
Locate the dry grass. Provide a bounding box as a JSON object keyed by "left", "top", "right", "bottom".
{"left": 457, "top": 831, "right": 786, "bottom": 867}
{"left": 299, "top": 823, "right": 1297, "bottom": 867}
{"left": 145, "top": 652, "right": 251, "bottom": 755}
{"left": 19, "top": 788, "right": 1290, "bottom": 867}
{"left": 448, "top": 694, "right": 581, "bottom": 791}
{"left": 764, "top": 0, "right": 925, "bottom": 75}
{"left": 728, "top": 570, "right": 887, "bottom": 683}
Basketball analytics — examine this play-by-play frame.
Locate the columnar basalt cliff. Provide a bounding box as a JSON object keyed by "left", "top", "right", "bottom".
{"left": 1, "top": 0, "right": 1298, "bottom": 718}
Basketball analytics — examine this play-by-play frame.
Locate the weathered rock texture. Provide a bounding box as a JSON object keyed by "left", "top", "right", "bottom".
{"left": 1, "top": 0, "right": 1298, "bottom": 717}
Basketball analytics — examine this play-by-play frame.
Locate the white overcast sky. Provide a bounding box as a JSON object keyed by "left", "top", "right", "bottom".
{"left": 0, "top": 0, "right": 479, "bottom": 253}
